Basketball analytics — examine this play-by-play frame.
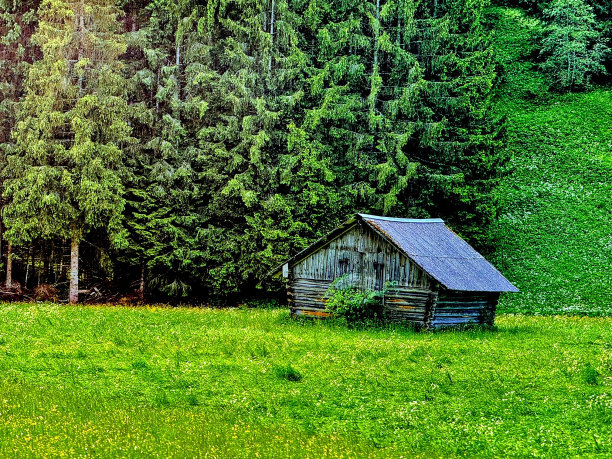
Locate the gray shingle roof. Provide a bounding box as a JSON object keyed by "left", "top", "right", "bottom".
{"left": 359, "top": 214, "right": 518, "bottom": 292}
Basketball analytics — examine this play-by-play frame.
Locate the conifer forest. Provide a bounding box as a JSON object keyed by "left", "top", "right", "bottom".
{"left": 0, "top": 0, "right": 610, "bottom": 303}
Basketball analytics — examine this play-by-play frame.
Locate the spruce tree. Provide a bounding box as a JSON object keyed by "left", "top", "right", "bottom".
{"left": 3, "top": 0, "right": 131, "bottom": 302}
{"left": 0, "top": 1, "right": 38, "bottom": 149}
{"left": 185, "top": 0, "right": 309, "bottom": 295}
{"left": 292, "top": 0, "right": 375, "bottom": 220}
{"left": 120, "top": 0, "right": 208, "bottom": 298}
{"left": 293, "top": 0, "right": 428, "bottom": 217}
{"left": 0, "top": 0, "right": 39, "bottom": 288}
{"left": 401, "top": 0, "right": 505, "bottom": 247}
{"left": 292, "top": 0, "right": 505, "bottom": 249}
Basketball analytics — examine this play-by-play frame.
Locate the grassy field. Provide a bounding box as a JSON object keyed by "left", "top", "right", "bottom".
{"left": 0, "top": 303, "right": 610, "bottom": 457}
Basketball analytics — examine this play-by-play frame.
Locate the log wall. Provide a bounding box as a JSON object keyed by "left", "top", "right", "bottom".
{"left": 431, "top": 291, "right": 500, "bottom": 328}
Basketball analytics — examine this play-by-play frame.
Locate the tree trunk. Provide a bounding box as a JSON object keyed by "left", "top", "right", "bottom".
{"left": 373, "top": 0, "right": 380, "bottom": 67}
{"left": 268, "top": 0, "right": 275, "bottom": 71}
{"left": 174, "top": 27, "right": 182, "bottom": 131}
{"left": 77, "top": 0, "right": 85, "bottom": 95}
{"left": 396, "top": 0, "right": 402, "bottom": 45}
{"left": 0, "top": 223, "right": 3, "bottom": 269}
{"left": 46, "top": 242, "right": 53, "bottom": 284}
{"left": 58, "top": 241, "right": 65, "bottom": 283}
{"left": 24, "top": 245, "right": 32, "bottom": 289}
{"left": 69, "top": 237, "right": 79, "bottom": 303}
{"left": 33, "top": 244, "right": 40, "bottom": 287}
{"left": 5, "top": 243, "right": 12, "bottom": 289}
{"left": 139, "top": 261, "right": 146, "bottom": 302}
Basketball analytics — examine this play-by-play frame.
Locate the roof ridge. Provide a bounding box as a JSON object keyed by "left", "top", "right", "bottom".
{"left": 410, "top": 255, "right": 485, "bottom": 259}
{"left": 358, "top": 213, "right": 444, "bottom": 223}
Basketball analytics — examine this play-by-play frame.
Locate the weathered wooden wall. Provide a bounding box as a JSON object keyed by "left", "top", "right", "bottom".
{"left": 431, "top": 291, "right": 500, "bottom": 328}
{"left": 288, "top": 278, "right": 332, "bottom": 317}
{"left": 288, "top": 223, "right": 434, "bottom": 324}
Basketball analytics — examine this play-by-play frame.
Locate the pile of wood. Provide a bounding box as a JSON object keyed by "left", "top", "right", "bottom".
{"left": 0, "top": 280, "right": 142, "bottom": 304}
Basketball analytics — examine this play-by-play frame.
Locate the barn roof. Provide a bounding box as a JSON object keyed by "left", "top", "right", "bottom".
{"left": 271, "top": 213, "right": 518, "bottom": 293}
{"left": 358, "top": 214, "right": 518, "bottom": 292}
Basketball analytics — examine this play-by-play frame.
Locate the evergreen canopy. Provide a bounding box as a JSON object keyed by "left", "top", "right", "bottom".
{"left": 0, "top": 0, "right": 541, "bottom": 301}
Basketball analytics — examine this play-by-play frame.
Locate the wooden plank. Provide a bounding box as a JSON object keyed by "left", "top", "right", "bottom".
{"left": 394, "top": 306, "right": 427, "bottom": 312}
{"left": 294, "top": 309, "right": 331, "bottom": 318}
{"left": 436, "top": 304, "right": 486, "bottom": 309}
{"left": 292, "top": 304, "right": 328, "bottom": 312}
{"left": 435, "top": 310, "right": 482, "bottom": 318}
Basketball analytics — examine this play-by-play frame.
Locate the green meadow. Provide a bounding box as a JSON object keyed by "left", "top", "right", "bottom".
{"left": 0, "top": 303, "right": 610, "bottom": 457}
{"left": 493, "top": 89, "right": 612, "bottom": 318}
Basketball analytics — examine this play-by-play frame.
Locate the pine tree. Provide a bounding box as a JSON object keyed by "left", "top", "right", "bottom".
{"left": 2, "top": 0, "right": 131, "bottom": 302}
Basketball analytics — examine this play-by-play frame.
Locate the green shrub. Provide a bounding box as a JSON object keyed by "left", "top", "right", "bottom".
{"left": 324, "top": 280, "right": 385, "bottom": 324}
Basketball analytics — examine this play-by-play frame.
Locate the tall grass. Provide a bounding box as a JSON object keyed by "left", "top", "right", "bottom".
{"left": 0, "top": 303, "right": 610, "bottom": 457}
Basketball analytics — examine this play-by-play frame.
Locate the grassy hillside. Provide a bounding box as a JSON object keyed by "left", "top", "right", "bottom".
{"left": 493, "top": 90, "right": 612, "bottom": 315}
{"left": 0, "top": 304, "right": 610, "bottom": 457}
{"left": 489, "top": 8, "right": 612, "bottom": 315}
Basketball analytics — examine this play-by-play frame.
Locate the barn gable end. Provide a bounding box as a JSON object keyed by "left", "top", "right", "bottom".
{"left": 288, "top": 222, "right": 434, "bottom": 323}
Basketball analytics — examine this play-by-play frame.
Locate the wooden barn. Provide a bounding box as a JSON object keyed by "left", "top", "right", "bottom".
{"left": 271, "top": 214, "right": 518, "bottom": 328}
